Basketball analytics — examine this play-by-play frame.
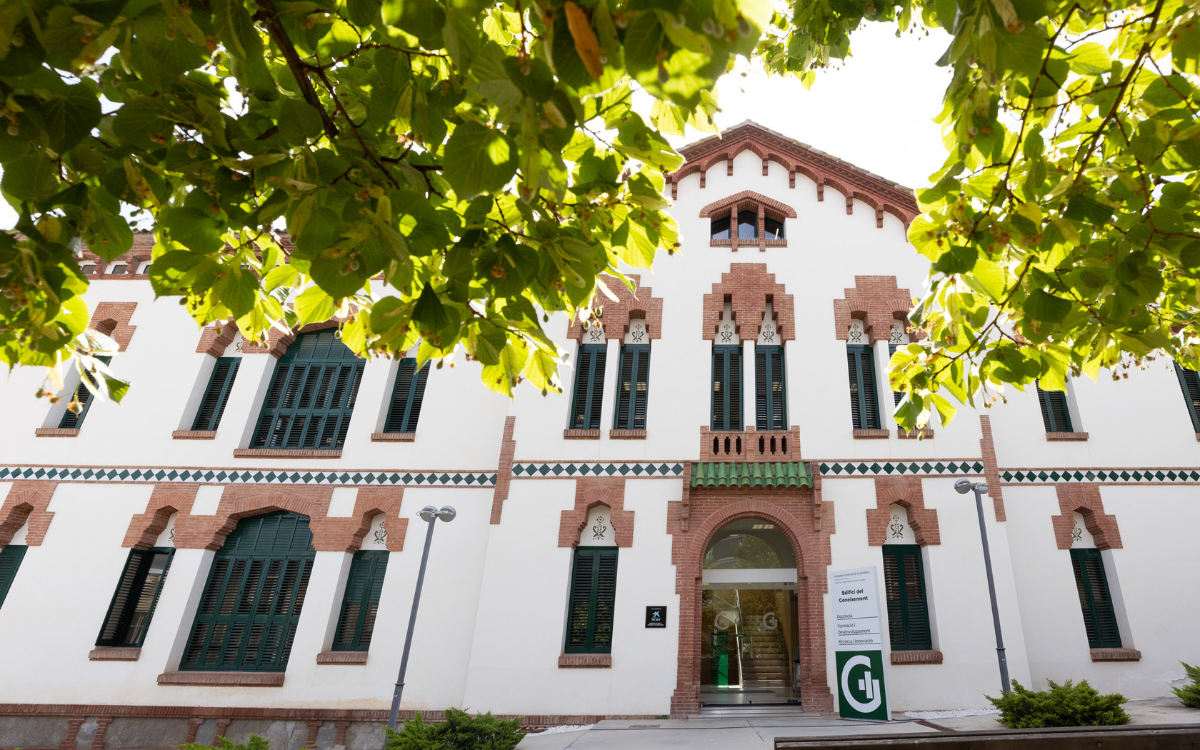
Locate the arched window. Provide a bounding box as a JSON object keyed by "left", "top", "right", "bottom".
{"left": 251, "top": 330, "right": 365, "bottom": 450}
{"left": 737, "top": 211, "right": 757, "bottom": 239}
{"left": 181, "top": 512, "right": 316, "bottom": 672}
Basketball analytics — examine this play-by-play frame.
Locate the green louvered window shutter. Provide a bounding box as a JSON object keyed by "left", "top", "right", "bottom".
{"left": 613, "top": 345, "right": 650, "bottom": 430}
{"left": 1070, "top": 548, "right": 1121, "bottom": 649}
{"left": 564, "top": 547, "right": 618, "bottom": 654}
{"left": 0, "top": 545, "right": 28, "bottom": 609}
{"left": 711, "top": 346, "right": 743, "bottom": 430}
{"left": 96, "top": 548, "right": 174, "bottom": 647}
{"left": 1174, "top": 363, "right": 1200, "bottom": 433}
{"left": 889, "top": 343, "right": 904, "bottom": 407}
{"left": 570, "top": 344, "right": 607, "bottom": 429}
{"left": 332, "top": 550, "right": 389, "bottom": 651}
{"left": 250, "top": 331, "right": 365, "bottom": 450}
{"left": 59, "top": 356, "right": 112, "bottom": 429}
{"left": 181, "top": 512, "right": 316, "bottom": 671}
{"left": 193, "top": 358, "right": 241, "bottom": 431}
{"left": 847, "top": 346, "right": 880, "bottom": 429}
{"left": 1036, "top": 382, "right": 1074, "bottom": 432}
{"left": 882, "top": 545, "right": 932, "bottom": 651}
{"left": 755, "top": 345, "right": 786, "bottom": 430}
{"left": 383, "top": 359, "right": 430, "bottom": 433}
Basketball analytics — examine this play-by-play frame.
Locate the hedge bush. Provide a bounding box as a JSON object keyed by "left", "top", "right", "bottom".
{"left": 384, "top": 708, "right": 521, "bottom": 750}
{"left": 1175, "top": 662, "right": 1200, "bottom": 708}
{"left": 988, "top": 679, "right": 1130, "bottom": 728}
{"left": 181, "top": 736, "right": 270, "bottom": 750}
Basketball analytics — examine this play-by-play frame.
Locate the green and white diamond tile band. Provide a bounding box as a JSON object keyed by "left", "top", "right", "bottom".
{"left": 1001, "top": 468, "right": 1200, "bottom": 483}
{"left": 511, "top": 462, "right": 686, "bottom": 477}
{"left": 818, "top": 461, "right": 986, "bottom": 476}
{"left": 0, "top": 466, "right": 497, "bottom": 487}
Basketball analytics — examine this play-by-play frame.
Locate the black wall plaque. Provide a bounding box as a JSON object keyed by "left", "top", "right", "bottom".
{"left": 645, "top": 605, "right": 667, "bottom": 628}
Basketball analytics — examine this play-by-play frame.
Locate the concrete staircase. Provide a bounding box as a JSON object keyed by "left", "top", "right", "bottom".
{"left": 740, "top": 628, "right": 790, "bottom": 688}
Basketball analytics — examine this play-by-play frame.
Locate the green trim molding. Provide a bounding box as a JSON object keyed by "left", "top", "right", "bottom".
{"left": 691, "top": 461, "right": 813, "bottom": 489}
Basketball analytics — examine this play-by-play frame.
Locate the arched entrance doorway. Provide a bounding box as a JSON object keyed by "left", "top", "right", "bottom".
{"left": 701, "top": 519, "right": 800, "bottom": 706}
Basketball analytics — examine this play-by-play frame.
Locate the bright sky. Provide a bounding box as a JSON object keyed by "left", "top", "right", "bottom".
{"left": 0, "top": 24, "right": 952, "bottom": 229}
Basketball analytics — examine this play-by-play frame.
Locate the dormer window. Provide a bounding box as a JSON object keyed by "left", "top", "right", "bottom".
{"left": 109, "top": 263, "right": 128, "bottom": 275}
{"left": 764, "top": 218, "right": 785, "bottom": 240}
{"left": 710, "top": 217, "right": 730, "bottom": 240}
{"left": 80, "top": 263, "right": 96, "bottom": 275}
{"left": 737, "top": 211, "right": 757, "bottom": 239}
{"left": 700, "top": 192, "right": 796, "bottom": 249}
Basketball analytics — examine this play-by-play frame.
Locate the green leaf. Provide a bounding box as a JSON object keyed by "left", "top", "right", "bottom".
{"left": 111, "top": 96, "right": 176, "bottom": 150}
{"left": 37, "top": 85, "right": 102, "bottom": 154}
{"left": 160, "top": 207, "right": 225, "bottom": 254}
{"left": 413, "top": 282, "right": 453, "bottom": 334}
{"left": 294, "top": 285, "right": 336, "bottom": 327}
{"left": 382, "top": 0, "right": 446, "bottom": 48}
{"left": 2, "top": 153, "right": 58, "bottom": 202}
{"left": 1068, "top": 42, "right": 1110, "bottom": 75}
{"left": 443, "top": 121, "right": 519, "bottom": 200}
{"left": 213, "top": 0, "right": 263, "bottom": 61}
{"left": 1024, "top": 289, "right": 1071, "bottom": 323}
{"left": 278, "top": 98, "right": 325, "bottom": 146}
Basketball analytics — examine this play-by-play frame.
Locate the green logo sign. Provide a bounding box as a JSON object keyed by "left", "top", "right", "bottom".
{"left": 835, "top": 650, "right": 889, "bottom": 720}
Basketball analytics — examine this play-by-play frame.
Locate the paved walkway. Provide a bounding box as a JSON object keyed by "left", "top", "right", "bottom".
{"left": 517, "top": 697, "right": 1200, "bottom": 750}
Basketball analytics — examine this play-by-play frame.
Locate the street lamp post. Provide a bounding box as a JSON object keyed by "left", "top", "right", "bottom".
{"left": 388, "top": 505, "right": 456, "bottom": 732}
{"left": 954, "top": 479, "right": 1010, "bottom": 695}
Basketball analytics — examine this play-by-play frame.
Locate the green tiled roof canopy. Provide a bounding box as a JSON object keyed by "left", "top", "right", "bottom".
{"left": 690, "top": 462, "right": 813, "bottom": 489}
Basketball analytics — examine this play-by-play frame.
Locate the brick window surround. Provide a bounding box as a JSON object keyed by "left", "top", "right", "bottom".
{"left": 122, "top": 485, "right": 408, "bottom": 553}
{"left": 1052, "top": 484, "right": 1122, "bottom": 550}
{"left": 566, "top": 274, "right": 663, "bottom": 343}
{"left": 865, "top": 477, "right": 940, "bottom": 546}
{"left": 699, "top": 191, "right": 797, "bottom": 252}
{"left": 90, "top": 302, "right": 137, "bottom": 351}
{"left": 558, "top": 478, "right": 634, "bottom": 548}
{"left": 701, "top": 264, "right": 795, "bottom": 343}
{"left": 833, "top": 277, "right": 918, "bottom": 345}
{"left": 197, "top": 319, "right": 350, "bottom": 358}
{"left": 0, "top": 481, "right": 57, "bottom": 546}
{"left": 667, "top": 488, "right": 834, "bottom": 715}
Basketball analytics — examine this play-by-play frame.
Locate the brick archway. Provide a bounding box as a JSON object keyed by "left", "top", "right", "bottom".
{"left": 668, "top": 491, "right": 833, "bottom": 715}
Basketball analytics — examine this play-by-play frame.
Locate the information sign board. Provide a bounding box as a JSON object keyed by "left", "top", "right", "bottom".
{"left": 830, "top": 566, "right": 890, "bottom": 720}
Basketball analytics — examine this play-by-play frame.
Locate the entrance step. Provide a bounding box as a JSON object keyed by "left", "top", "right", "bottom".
{"left": 699, "top": 705, "right": 809, "bottom": 718}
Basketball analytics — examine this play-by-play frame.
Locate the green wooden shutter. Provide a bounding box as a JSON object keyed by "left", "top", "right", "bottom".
{"left": 1070, "top": 548, "right": 1121, "bottom": 648}
{"left": 756, "top": 346, "right": 786, "bottom": 430}
{"left": 181, "top": 512, "right": 316, "bottom": 671}
{"left": 848, "top": 346, "right": 880, "bottom": 429}
{"left": 564, "top": 547, "right": 619, "bottom": 654}
{"left": 332, "top": 550, "right": 389, "bottom": 651}
{"left": 889, "top": 343, "right": 903, "bottom": 407}
{"left": 1037, "top": 382, "right": 1074, "bottom": 432}
{"left": 0, "top": 545, "right": 27, "bottom": 610}
{"left": 193, "top": 358, "right": 241, "bottom": 431}
{"left": 570, "top": 344, "right": 606, "bottom": 429}
{"left": 1174, "top": 363, "right": 1200, "bottom": 432}
{"left": 711, "top": 346, "right": 743, "bottom": 430}
{"left": 59, "top": 356, "right": 112, "bottom": 429}
{"left": 882, "top": 545, "right": 932, "bottom": 650}
{"left": 614, "top": 346, "right": 650, "bottom": 430}
{"left": 250, "top": 331, "right": 364, "bottom": 450}
{"left": 96, "top": 548, "right": 174, "bottom": 647}
{"left": 383, "top": 359, "right": 430, "bottom": 433}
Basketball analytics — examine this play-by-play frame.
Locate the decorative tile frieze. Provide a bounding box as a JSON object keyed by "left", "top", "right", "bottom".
{"left": 0, "top": 466, "right": 495, "bottom": 487}
{"left": 511, "top": 462, "right": 685, "bottom": 478}
{"left": 1000, "top": 468, "right": 1200, "bottom": 484}
{"left": 818, "top": 461, "right": 985, "bottom": 477}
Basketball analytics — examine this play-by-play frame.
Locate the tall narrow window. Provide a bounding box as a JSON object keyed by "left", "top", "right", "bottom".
{"left": 0, "top": 545, "right": 27, "bottom": 610}
{"left": 332, "top": 550, "right": 389, "bottom": 651}
{"left": 59, "top": 356, "right": 112, "bottom": 430}
{"left": 1037, "top": 382, "right": 1073, "bottom": 433}
{"left": 613, "top": 345, "right": 650, "bottom": 430}
{"left": 383, "top": 358, "right": 430, "bottom": 433}
{"left": 883, "top": 545, "right": 932, "bottom": 651}
{"left": 737, "top": 210, "right": 757, "bottom": 239}
{"left": 889, "top": 320, "right": 909, "bottom": 407}
{"left": 1070, "top": 548, "right": 1121, "bottom": 648}
{"left": 1174, "top": 363, "right": 1200, "bottom": 432}
{"left": 95, "top": 548, "right": 174, "bottom": 647}
{"left": 193, "top": 357, "right": 241, "bottom": 431}
{"left": 755, "top": 346, "right": 786, "bottom": 430}
{"left": 711, "top": 346, "right": 743, "bottom": 430}
{"left": 847, "top": 345, "right": 880, "bottom": 430}
{"left": 181, "top": 512, "right": 315, "bottom": 672}
{"left": 250, "top": 330, "right": 365, "bottom": 450}
{"left": 570, "top": 343, "right": 607, "bottom": 430}
{"left": 564, "top": 547, "right": 618, "bottom": 654}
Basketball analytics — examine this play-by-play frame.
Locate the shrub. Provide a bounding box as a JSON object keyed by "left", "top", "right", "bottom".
{"left": 180, "top": 736, "right": 270, "bottom": 750}
{"left": 1175, "top": 662, "right": 1200, "bottom": 708}
{"left": 384, "top": 708, "right": 521, "bottom": 750}
{"left": 988, "top": 679, "right": 1131, "bottom": 728}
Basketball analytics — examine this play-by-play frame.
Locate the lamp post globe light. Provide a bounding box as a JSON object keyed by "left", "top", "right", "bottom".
{"left": 954, "top": 479, "right": 1011, "bottom": 695}
{"left": 388, "top": 505, "right": 456, "bottom": 731}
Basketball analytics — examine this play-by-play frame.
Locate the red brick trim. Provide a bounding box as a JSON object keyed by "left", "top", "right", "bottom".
{"left": 35, "top": 427, "right": 80, "bottom": 437}
{"left": 701, "top": 264, "right": 795, "bottom": 343}
{"left": 701, "top": 426, "right": 801, "bottom": 462}
{"left": 891, "top": 650, "right": 943, "bottom": 665}
{"left": 157, "top": 672, "right": 285, "bottom": 687}
{"left": 316, "top": 651, "right": 369, "bottom": 664}
{"left": 371, "top": 432, "right": 415, "bottom": 442}
{"left": 196, "top": 320, "right": 241, "bottom": 357}
{"left": 897, "top": 428, "right": 934, "bottom": 439}
{"left": 88, "top": 647, "right": 141, "bottom": 661}
{"left": 90, "top": 302, "right": 137, "bottom": 351}
{"left": 232, "top": 448, "right": 342, "bottom": 458}
{"left": 866, "top": 477, "right": 940, "bottom": 546}
{"left": 609, "top": 429, "right": 647, "bottom": 439}
{"left": 979, "top": 415, "right": 1006, "bottom": 521}
{"left": 62, "top": 717, "right": 86, "bottom": 750}
{"left": 91, "top": 716, "right": 113, "bottom": 750}
{"left": 490, "top": 417, "right": 517, "bottom": 525}
{"left": 172, "top": 430, "right": 217, "bottom": 440}
{"left": 320, "top": 486, "right": 408, "bottom": 553}
{"left": 698, "top": 190, "right": 797, "bottom": 219}
{"left": 559, "top": 478, "right": 633, "bottom": 548}
{"left": 306, "top": 719, "right": 324, "bottom": 747}
{"left": 853, "top": 429, "right": 890, "bottom": 439}
{"left": 1046, "top": 431, "right": 1089, "bottom": 441}
{"left": 558, "top": 654, "right": 612, "bottom": 668}
{"left": 667, "top": 491, "right": 833, "bottom": 715}
{"left": 563, "top": 429, "right": 601, "bottom": 439}
{"left": 833, "top": 277, "right": 916, "bottom": 344}
{"left": 123, "top": 484, "right": 198, "bottom": 549}
{"left": 0, "top": 481, "right": 57, "bottom": 546}
{"left": 667, "top": 122, "right": 918, "bottom": 226}
{"left": 1052, "top": 484, "right": 1122, "bottom": 550}
{"left": 566, "top": 274, "right": 664, "bottom": 343}
{"left": 1090, "top": 648, "right": 1141, "bottom": 662}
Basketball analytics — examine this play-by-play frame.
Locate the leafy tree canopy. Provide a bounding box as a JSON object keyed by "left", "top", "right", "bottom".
{"left": 0, "top": 0, "right": 1198, "bottom": 427}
